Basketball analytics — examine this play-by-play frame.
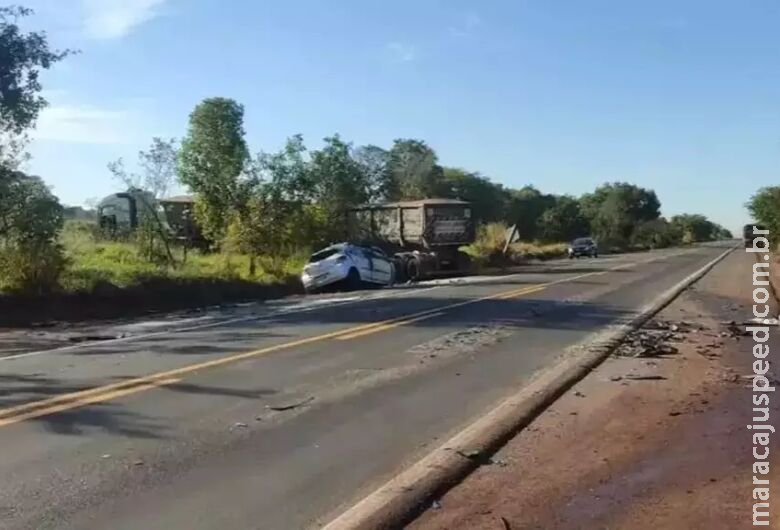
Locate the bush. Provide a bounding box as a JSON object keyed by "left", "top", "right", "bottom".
{"left": 630, "top": 218, "right": 682, "bottom": 249}
{"left": 0, "top": 241, "right": 67, "bottom": 294}
{"left": 0, "top": 169, "right": 66, "bottom": 293}
{"left": 463, "top": 222, "right": 509, "bottom": 266}
{"left": 508, "top": 242, "right": 568, "bottom": 261}
{"left": 462, "top": 222, "right": 568, "bottom": 267}
{"left": 57, "top": 219, "right": 306, "bottom": 293}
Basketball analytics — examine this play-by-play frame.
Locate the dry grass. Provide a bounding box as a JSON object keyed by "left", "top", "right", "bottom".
{"left": 462, "top": 222, "right": 568, "bottom": 267}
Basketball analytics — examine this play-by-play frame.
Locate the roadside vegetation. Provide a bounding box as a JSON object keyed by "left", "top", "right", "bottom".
{"left": 58, "top": 220, "right": 307, "bottom": 292}
{"left": 0, "top": 4, "right": 737, "bottom": 320}
{"left": 748, "top": 186, "right": 780, "bottom": 247}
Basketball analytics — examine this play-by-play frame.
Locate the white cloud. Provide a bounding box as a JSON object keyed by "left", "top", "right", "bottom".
{"left": 386, "top": 42, "right": 416, "bottom": 63}
{"left": 81, "top": 0, "right": 168, "bottom": 39}
{"left": 449, "top": 13, "right": 481, "bottom": 37}
{"left": 33, "top": 103, "right": 134, "bottom": 144}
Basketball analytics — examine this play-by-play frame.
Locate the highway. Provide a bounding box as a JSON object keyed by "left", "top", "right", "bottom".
{"left": 0, "top": 244, "right": 730, "bottom": 529}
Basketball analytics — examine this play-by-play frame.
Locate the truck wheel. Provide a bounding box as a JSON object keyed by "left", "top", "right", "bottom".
{"left": 345, "top": 268, "right": 362, "bottom": 290}
{"left": 456, "top": 252, "right": 472, "bottom": 273}
{"left": 406, "top": 258, "right": 422, "bottom": 282}
{"left": 392, "top": 257, "right": 407, "bottom": 283}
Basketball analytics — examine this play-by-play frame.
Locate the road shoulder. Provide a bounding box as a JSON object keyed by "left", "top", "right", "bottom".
{"left": 410, "top": 250, "right": 780, "bottom": 529}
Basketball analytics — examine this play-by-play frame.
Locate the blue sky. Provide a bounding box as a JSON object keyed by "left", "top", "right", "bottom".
{"left": 21, "top": 0, "right": 780, "bottom": 234}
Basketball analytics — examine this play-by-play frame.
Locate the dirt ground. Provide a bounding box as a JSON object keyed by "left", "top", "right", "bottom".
{"left": 411, "top": 250, "right": 780, "bottom": 529}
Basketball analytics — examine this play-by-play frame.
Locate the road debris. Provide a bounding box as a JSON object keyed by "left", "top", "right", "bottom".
{"left": 266, "top": 396, "right": 315, "bottom": 411}
{"left": 431, "top": 500, "right": 442, "bottom": 510}
{"left": 68, "top": 334, "right": 123, "bottom": 343}
{"left": 723, "top": 321, "right": 749, "bottom": 337}
{"left": 574, "top": 391, "right": 586, "bottom": 398}
{"left": 623, "top": 374, "right": 668, "bottom": 381}
{"left": 409, "top": 325, "right": 512, "bottom": 360}
{"left": 456, "top": 449, "right": 482, "bottom": 460}
{"left": 615, "top": 319, "right": 702, "bottom": 358}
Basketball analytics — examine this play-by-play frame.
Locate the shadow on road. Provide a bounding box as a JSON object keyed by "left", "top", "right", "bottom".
{"left": 0, "top": 373, "right": 278, "bottom": 437}
{"left": 0, "top": 293, "right": 639, "bottom": 437}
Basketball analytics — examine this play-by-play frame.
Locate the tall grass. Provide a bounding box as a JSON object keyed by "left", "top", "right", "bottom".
{"left": 462, "top": 222, "right": 568, "bottom": 268}
{"left": 57, "top": 220, "right": 306, "bottom": 293}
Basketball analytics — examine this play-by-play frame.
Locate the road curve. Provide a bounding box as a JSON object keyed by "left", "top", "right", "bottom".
{"left": 0, "top": 244, "right": 729, "bottom": 530}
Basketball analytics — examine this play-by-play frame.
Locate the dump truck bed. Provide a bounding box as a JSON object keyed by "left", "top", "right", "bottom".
{"left": 347, "top": 199, "right": 474, "bottom": 250}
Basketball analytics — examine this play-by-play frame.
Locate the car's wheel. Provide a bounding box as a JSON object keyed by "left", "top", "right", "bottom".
{"left": 345, "top": 267, "right": 362, "bottom": 290}
{"left": 406, "top": 257, "right": 422, "bottom": 282}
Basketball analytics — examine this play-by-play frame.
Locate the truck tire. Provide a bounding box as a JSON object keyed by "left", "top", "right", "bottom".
{"left": 406, "top": 257, "right": 422, "bottom": 282}
{"left": 392, "top": 257, "right": 407, "bottom": 283}
{"left": 456, "top": 251, "right": 472, "bottom": 273}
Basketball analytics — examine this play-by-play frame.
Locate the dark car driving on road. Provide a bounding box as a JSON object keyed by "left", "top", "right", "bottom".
{"left": 568, "top": 237, "right": 598, "bottom": 258}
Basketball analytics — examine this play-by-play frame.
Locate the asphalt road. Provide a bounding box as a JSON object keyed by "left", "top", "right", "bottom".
{"left": 0, "top": 244, "right": 731, "bottom": 530}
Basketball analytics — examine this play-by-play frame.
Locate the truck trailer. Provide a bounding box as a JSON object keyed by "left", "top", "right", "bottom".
{"left": 347, "top": 198, "right": 475, "bottom": 281}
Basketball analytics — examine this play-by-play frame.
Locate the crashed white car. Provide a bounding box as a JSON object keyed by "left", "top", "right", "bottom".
{"left": 301, "top": 243, "right": 395, "bottom": 293}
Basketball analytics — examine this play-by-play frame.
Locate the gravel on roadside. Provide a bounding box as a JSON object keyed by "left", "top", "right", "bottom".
{"left": 410, "top": 250, "right": 779, "bottom": 530}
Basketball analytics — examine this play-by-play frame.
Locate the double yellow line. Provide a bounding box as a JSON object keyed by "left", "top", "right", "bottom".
{"left": 0, "top": 282, "right": 548, "bottom": 428}
{"left": 6, "top": 249, "right": 683, "bottom": 428}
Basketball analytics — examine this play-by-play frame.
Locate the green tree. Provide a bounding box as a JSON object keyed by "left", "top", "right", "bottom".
{"left": 107, "top": 138, "right": 181, "bottom": 264}
{"left": 228, "top": 135, "right": 318, "bottom": 273}
{"left": 108, "top": 137, "right": 178, "bottom": 198}
{"left": 353, "top": 144, "right": 392, "bottom": 202}
{"left": 138, "top": 137, "right": 178, "bottom": 198}
{"left": 0, "top": 168, "right": 65, "bottom": 292}
{"left": 308, "top": 135, "right": 369, "bottom": 231}
{"left": 712, "top": 224, "right": 733, "bottom": 240}
{"left": 747, "top": 186, "right": 780, "bottom": 245}
{"left": 580, "top": 182, "right": 660, "bottom": 248}
{"left": 178, "top": 98, "right": 250, "bottom": 245}
{"left": 536, "top": 195, "right": 589, "bottom": 242}
{"left": 386, "top": 139, "right": 445, "bottom": 200}
{"left": 0, "top": 6, "right": 71, "bottom": 292}
{"left": 505, "top": 186, "right": 556, "bottom": 240}
{"left": 441, "top": 167, "right": 508, "bottom": 223}
{"left": 670, "top": 214, "right": 718, "bottom": 243}
{"left": 631, "top": 218, "right": 682, "bottom": 249}
{"left": 0, "top": 6, "right": 73, "bottom": 168}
